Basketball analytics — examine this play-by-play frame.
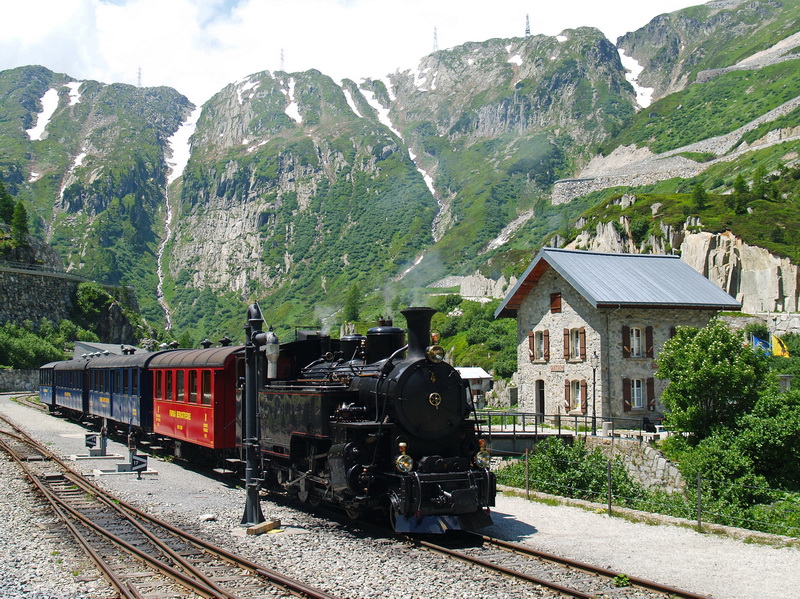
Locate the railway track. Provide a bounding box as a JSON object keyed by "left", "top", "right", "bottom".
{"left": 0, "top": 414, "right": 339, "bottom": 599}
{"left": 405, "top": 531, "right": 712, "bottom": 599}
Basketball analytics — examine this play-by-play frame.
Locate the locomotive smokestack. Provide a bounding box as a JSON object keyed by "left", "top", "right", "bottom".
{"left": 401, "top": 307, "right": 435, "bottom": 359}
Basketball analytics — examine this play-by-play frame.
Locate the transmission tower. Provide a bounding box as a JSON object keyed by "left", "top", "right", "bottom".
{"left": 280, "top": 48, "right": 285, "bottom": 72}
{"left": 433, "top": 27, "right": 438, "bottom": 52}
{"left": 137, "top": 67, "right": 142, "bottom": 87}
{"left": 525, "top": 14, "right": 531, "bottom": 37}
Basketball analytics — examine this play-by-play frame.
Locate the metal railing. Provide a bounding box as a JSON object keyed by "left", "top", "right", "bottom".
{"left": 476, "top": 409, "right": 663, "bottom": 441}
{"left": 0, "top": 260, "right": 93, "bottom": 281}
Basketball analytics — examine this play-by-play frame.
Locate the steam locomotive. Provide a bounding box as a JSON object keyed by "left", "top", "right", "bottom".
{"left": 38, "top": 306, "right": 496, "bottom": 533}
{"left": 257, "top": 307, "right": 496, "bottom": 532}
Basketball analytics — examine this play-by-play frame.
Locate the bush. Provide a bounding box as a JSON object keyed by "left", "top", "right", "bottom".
{"left": 496, "top": 437, "right": 645, "bottom": 503}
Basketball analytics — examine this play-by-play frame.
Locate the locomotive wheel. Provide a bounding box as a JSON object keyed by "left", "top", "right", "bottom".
{"left": 345, "top": 506, "right": 361, "bottom": 520}
{"left": 308, "top": 495, "right": 321, "bottom": 507}
{"left": 297, "top": 490, "right": 310, "bottom": 503}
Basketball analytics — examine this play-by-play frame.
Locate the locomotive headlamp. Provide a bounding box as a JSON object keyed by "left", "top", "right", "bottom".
{"left": 475, "top": 450, "right": 491, "bottom": 469}
{"left": 425, "top": 345, "right": 445, "bottom": 363}
{"left": 395, "top": 453, "right": 414, "bottom": 473}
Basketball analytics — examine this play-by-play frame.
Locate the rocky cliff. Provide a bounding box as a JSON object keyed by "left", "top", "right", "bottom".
{"left": 568, "top": 195, "right": 799, "bottom": 319}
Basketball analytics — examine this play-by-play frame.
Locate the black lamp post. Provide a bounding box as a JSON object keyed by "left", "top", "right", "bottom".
{"left": 242, "top": 304, "right": 267, "bottom": 526}
{"left": 590, "top": 350, "right": 599, "bottom": 435}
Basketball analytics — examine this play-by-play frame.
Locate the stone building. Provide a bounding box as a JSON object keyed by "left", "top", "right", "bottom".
{"left": 494, "top": 248, "right": 740, "bottom": 424}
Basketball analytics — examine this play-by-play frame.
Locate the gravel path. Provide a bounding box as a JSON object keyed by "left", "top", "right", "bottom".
{"left": 1, "top": 393, "right": 797, "bottom": 599}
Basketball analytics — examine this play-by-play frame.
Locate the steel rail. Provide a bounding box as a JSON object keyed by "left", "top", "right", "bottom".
{"left": 0, "top": 413, "right": 339, "bottom": 599}
{"left": 0, "top": 436, "right": 137, "bottom": 599}
{"left": 408, "top": 535, "right": 595, "bottom": 598}
{"left": 468, "top": 532, "right": 713, "bottom": 599}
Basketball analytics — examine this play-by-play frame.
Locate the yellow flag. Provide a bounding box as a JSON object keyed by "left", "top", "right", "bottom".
{"left": 772, "top": 335, "right": 790, "bottom": 357}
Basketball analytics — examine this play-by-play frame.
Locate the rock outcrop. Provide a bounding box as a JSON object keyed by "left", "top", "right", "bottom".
{"left": 569, "top": 215, "right": 799, "bottom": 324}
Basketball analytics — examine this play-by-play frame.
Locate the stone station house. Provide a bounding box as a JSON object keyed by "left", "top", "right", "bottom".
{"left": 494, "top": 248, "right": 741, "bottom": 425}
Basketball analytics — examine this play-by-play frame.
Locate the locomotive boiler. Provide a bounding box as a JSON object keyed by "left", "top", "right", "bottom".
{"left": 256, "top": 307, "right": 496, "bottom": 533}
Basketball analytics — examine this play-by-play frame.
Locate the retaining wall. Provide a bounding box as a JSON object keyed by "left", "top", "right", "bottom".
{"left": 0, "top": 369, "right": 39, "bottom": 392}
{"left": 585, "top": 436, "right": 686, "bottom": 494}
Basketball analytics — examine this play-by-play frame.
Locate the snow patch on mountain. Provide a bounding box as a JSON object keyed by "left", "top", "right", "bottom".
{"left": 508, "top": 54, "right": 523, "bottom": 66}
{"left": 342, "top": 88, "right": 362, "bottom": 117}
{"left": 359, "top": 88, "right": 403, "bottom": 138}
{"left": 65, "top": 82, "right": 82, "bottom": 106}
{"left": 59, "top": 149, "right": 88, "bottom": 200}
{"left": 618, "top": 50, "right": 653, "bottom": 109}
{"left": 236, "top": 77, "right": 259, "bottom": 105}
{"left": 167, "top": 107, "right": 201, "bottom": 184}
{"left": 282, "top": 78, "right": 302, "bottom": 123}
{"left": 26, "top": 88, "right": 60, "bottom": 140}
{"left": 481, "top": 209, "right": 535, "bottom": 253}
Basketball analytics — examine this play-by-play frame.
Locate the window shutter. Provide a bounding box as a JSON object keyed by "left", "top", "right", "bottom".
{"left": 579, "top": 327, "right": 586, "bottom": 360}
{"left": 550, "top": 292, "right": 562, "bottom": 313}
{"left": 563, "top": 328, "right": 570, "bottom": 360}
{"left": 646, "top": 326, "right": 654, "bottom": 358}
{"left": 528, "top": 331, "right": 535, "bottom": 361}
{"left": 564, "top": 379, "right": 570, "bottom": 412}
{"left": 622, "top": 378, "right": 632, "bottom": 412}
{"left": 622, "top": 325, "right": 631, "bottom": 358}
{"left": 647, "top": 378, "right": 656, "bottom": 411}
{"left": 543, "top": 329, "right": 550, "bottom": 361}
{"left": 669, "top": 326, "right": 677, "bottom": 338}
{"left": 580, "top": 380, "right": 587, "bottom": 413}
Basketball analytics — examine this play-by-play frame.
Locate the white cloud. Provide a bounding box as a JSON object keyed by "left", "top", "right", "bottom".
{"left": 0, "top": 0, "right": 702, "bottom": 106}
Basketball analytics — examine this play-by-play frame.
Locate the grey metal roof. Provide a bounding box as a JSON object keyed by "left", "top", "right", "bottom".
{"left": 495, "top": 248, "right": 741, "bottom": 318}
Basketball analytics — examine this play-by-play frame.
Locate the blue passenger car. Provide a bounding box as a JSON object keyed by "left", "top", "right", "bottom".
{"left": 53, "top": 359, "right": 89, "bottom": 413}
{"left": 39, "top": 362, "right": 58, "bottom": 410}
{"left": 85, "top": 352, "right": 163, "bottom": 430}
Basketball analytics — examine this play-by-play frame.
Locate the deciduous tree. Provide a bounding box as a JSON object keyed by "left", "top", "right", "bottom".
{"left": 656, "top": 320, "right": 772, "bottom": 440}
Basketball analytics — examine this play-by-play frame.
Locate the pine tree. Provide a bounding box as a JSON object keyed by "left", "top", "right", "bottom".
{"left": 11, "top": 201, "right": 30, "bottom": 247}
{"left": 0, "top": 181, "right": 14, "bottom": 224}
{"left": 344, "top": 283, "right": 361, "bottom": 322}
{"left": 691, "top": 182, "right": 708, "bottom": 211}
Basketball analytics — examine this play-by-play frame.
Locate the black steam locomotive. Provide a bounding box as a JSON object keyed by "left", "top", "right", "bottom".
{"left": 256, "top": 307, "right": 496, "bottom": 533}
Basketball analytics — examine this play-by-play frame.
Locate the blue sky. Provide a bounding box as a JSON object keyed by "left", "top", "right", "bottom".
{"left": 1, "top": 0, "right": 702, "bottom": 106}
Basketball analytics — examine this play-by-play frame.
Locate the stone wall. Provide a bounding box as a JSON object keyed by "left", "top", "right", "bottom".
{"left": 0, "top": 268, "right": 78, "bottom": 325}
{"left": 0, "top": 369, "right": 39, "bottom": 392}
{"left": 585, "top": 436, "right": 685, "bottom": 494}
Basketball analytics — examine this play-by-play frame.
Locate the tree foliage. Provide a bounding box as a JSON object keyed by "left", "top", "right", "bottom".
{"left": 0, "top": 181, "right": 14, "bottom": 224}
{"left": 656, "top": 320, "right": 772, "bottom": 440}
{"left": 343, "top": 283, "right": 361, "bottom": 322}
{"left": 0, "top": 320, "right": 98, "bottom": 369}
{"left": 11, "top": 202, "right": 30, "bottom": 247}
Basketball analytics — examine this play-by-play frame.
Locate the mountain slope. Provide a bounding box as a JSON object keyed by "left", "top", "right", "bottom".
{"left": 0, "top": 65, "right": 193, "bottom": 324}
{"left": 617, "top": 0, "right": 800, "bottom": 99}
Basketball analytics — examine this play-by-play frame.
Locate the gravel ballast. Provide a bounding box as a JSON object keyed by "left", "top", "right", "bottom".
{"left": 1, "top": 393, "right": 797, "bottom": 599}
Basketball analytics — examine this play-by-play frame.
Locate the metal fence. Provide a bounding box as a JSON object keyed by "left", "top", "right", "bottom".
{"left": 496, "top": 435, "right": 800, "bottom": 539}
{"left": 476, "top": 409, "right": 662, "bottom": 439}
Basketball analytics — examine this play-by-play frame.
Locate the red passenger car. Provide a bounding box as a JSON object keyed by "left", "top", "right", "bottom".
{"left": 148, "top": 347, "right": 244, "bottom": 451}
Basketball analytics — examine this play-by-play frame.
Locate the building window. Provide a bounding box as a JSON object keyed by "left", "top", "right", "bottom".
{"left": 623, "top": 325, "right": 654, "bottom": 358}
{"left": 564, "top": 327, "right": 586, "bottom": 360}
{"left": 630, "top": 327, "right": 643, "bottom": 357}
{"left": 550, "top": 293, "right": 562, "bottom": 313}
{"left": 571, "top": 328, "right": 581, "bottom": 359}
{"left": 529, "top": 330, "right": 549, "bottom": 361}
{"left": 623, "top": 377, "right": 655, "bottom": 411}
{"left": 570, "top": 380, "right": 581, "bottom": 411}
{"left": 631, "top": 378, "right": 644, "bottom": 409}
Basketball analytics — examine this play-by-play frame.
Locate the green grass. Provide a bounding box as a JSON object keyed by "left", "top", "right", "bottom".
{"left": 600, "top": 60, "right": 800, "bottom": 155}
